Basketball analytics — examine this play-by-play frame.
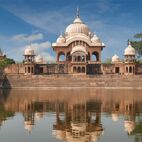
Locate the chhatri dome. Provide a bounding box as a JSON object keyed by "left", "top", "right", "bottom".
{"left": 111, "top": 54, "right": 120, "bottom": 63}
{"left": 91, "top": 34, "right": 103, "bottom": 45}
{"left": 35, "top": 55, "right": 44, "bottom": 64}
{"left": 65, "top": 8, "right": 90, "bottom": 36}
{"left": 124, "top": 42, "right": 136, "bottom": 56}
{"left": 24, "top": 45, "right": 35, "bottom": 56}
{"left": 56, "top": 34, "right": 66, "bottom": 44}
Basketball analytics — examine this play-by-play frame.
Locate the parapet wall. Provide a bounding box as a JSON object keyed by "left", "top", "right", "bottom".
{"left": 2, "top": 74, "right": 142, "bottom": 89}
{"left": 4, "top": 63, "right": 142, "bottom": 75}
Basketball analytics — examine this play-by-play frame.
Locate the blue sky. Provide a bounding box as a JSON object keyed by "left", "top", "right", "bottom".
{"left": 0, "top": 0, "right": 142, "bottom": 62}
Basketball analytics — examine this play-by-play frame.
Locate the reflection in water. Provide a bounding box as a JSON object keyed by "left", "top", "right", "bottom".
{"left": 52, "top": 101, "right": 103, "bottom": 142}
{"left": 0, "top": 89, "right": 142, "bottom": 142}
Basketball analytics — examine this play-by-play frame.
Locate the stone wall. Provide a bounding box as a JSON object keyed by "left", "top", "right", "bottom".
{"left": 101, "top": 64, "right": 114, "bottom": 74}
{"left": 4, "top": 64, "right": 25, "bottom": 74}
{"left": 2, "top": 74, "right": 142, "bottom": 89}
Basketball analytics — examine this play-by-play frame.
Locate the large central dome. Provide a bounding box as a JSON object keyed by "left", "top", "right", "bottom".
{"left": 65, "top": 11, "right": 90, "bottom": 36}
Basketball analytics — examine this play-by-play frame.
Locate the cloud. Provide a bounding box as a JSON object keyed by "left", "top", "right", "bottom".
{"left": 0, "top": 33, "right": 55, "bottom": 62}
{"left": 30, "top": 41, "right": 51, "bottom": 51}
{"left": 40, "top": 52, "right": 56, "bottom": 63}
{"left": 12, "top": 33, "right": 43, "bottom": 42}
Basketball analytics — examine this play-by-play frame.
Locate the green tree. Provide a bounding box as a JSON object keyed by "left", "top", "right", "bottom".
{"left": 131, "top": 33, "right": 142, "bottom": 59}
{"left": 0, "top": 58, "right": 15, "bottom": 69}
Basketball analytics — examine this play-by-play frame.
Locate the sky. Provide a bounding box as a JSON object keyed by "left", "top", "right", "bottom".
{"left": 0, "top": 0, "right": 142, "bottom": 62}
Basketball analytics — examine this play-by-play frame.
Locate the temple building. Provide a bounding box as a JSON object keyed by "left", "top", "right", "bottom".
{"left": 52, "top": 9, "right": 105, "bottom": 74}
{"left": 4, "top": 10, "right": 142, "bottom": 75}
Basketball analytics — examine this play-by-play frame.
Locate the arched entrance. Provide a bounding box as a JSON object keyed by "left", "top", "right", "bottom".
{"left": 129, "top": 66, "right": 132, "bottom": 73}
{"left": 92, "top": 51, "right": 99, "bottom": 61}
{"left": 82, "top": 67, "right": 85, "bottom": 73}
{"left": 58, "top": 52, "right": 65, "bottom": 61}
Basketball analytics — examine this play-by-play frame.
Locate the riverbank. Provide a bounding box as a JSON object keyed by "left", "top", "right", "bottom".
{"left": 1, "top": 74, "right": 142, "bottom": 89}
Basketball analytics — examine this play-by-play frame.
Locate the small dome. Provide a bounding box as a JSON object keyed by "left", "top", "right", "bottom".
{"left": 91, "top": 34, "right": 101, "bottom": 43}
{"left": 65, "top": 16, "right": 90, "bottom": 36}
{"left": 112, "top": 54, "right": 120, "bottom": 63}
{"left": 56, "top": 35, "right": 65, "bottom": 43}
{"left": 71, "top": 45, "right": 87, "bottom": 54}
{"left": 124, "top": 43, "right": 135, "bottom": 56}
{"left": 35, "top": 55, "right": 43, "bottom": 64}
{"left": 91, "top": 34, "right": 103, "bottom": 46}
{"left": 24, "top": 45, "right": 35, "bottom": 55}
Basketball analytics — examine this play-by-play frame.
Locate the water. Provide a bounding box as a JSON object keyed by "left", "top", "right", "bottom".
{"left": 0, "top": 88, "right": 142, "bottom": 142}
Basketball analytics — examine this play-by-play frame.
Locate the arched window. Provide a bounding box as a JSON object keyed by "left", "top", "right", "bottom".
{"left": 73, "top": 56, "right": 77, "bottom": 62}
{"left": 92, "top": 51, "right": 99, "bottom": 61}
{"left": 82, "top": 67, "right": 85, "bottom": 73}
{"left": 129, "top": 66, "right": 132, "bottom": 73}
{"left": 28, "top": 67, "right": 30, "bottom": 73}
{"left": 25, "top": 67, "right": 27, "bottom": 73}
{"left": 58, "top": 52, "right": 65, "bottom": 61}
{"left": 82, "top": 55, "right": 85, "bottom": 62}
{"left": 77, "top": 56, "right": 81, "bottom": 62}
{"left": 126, "top": 67, "right": 128, "bottom": 73}
{"left": 77, "top": 67, "right": 81, "bottom": 73}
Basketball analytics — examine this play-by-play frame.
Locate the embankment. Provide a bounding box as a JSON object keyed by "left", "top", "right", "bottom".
{"left": 1, "top": 74, "right": 142, "bottom": 89}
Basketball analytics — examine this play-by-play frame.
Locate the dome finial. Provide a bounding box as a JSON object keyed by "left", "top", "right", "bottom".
{"left": 128, "top": 39, "right": 131, "bottom": 46}
{"left": 76, "top": 6, "right": 79, "bottom": 18}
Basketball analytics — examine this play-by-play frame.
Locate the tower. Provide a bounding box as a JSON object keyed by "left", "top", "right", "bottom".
{"left": 23, "top": 45, "right": 35, "bottom": 75}
{"left": 124, "top": 42, "right": 136, "bottom": 75}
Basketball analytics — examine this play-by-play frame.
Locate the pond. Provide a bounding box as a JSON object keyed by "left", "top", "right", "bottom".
{"left": 0, "top": 88, "right": 142, "bottom": 142}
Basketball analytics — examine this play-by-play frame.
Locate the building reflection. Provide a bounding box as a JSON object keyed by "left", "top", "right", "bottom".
{"left": 52, "top": 101, "right": 103, "bottom": 142}
{"left": 0, "top": 89, "right": 142, "bottom": 141}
